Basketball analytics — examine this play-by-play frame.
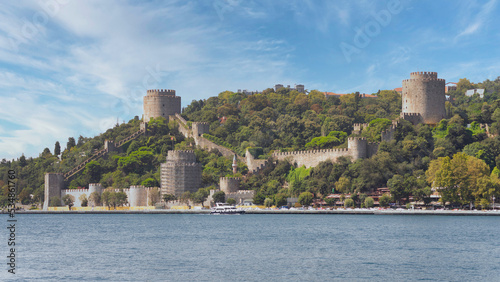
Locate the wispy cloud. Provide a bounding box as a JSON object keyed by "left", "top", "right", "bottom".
{"left": 455, "top": 0, "right": 497, "bottom": 39}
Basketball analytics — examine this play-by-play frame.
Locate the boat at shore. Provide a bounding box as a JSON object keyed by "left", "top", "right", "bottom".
{"left": 210, "top": 203, "right": 245, "bottom": 214}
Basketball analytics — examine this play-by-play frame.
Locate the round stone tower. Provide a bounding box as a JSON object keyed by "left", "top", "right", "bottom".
{"left": 129, "top": 185, "right": 147, "bottom": 207}
{"left": 402, "top": 72, "right": 446, "bottom": 125}
{"left": 348, "top": 137, "right": 367, "bottom": 161}
{"left": 160, "top": 150, "right": 202, "bottom": 197}
{"left": 143, "top": 89, "right": 181, "bottom": 121}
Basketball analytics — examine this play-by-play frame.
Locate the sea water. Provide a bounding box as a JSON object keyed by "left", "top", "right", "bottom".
{"left": 1, "top": 214, "right": 499, "bottom": 281}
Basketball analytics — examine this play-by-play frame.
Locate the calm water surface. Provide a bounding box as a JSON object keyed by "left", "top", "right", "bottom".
{"left": 0, "top": 214, "right": 499, "bottom": 281}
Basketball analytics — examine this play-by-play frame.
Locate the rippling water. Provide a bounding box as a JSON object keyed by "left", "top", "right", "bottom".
{"left": 1, "top": 214, "right": 499, "bottom": 281}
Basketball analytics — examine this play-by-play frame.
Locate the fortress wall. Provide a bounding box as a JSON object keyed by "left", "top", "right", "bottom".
{"left": 367, "top": 143, "right": 379, "bottom": 158}
{"left": 225, "top": 190, "right": 255, "bottom": 204}
{"left": 220, "top": 177, "right": 240, "bottom": 193}
{"left": 352, "top": 123, "right": 369, "bottom": 135}
{"left": 129, "top": 185, "right": 147, "bottom": 207}
{"left": 272, "top": 148, "right": 351, "bottom": 168}
{"left": 195, "top": 136, "right": 238, "bottom": 159}
{"left": 61, "top": 189, "right": 90, "bottom": 207}
{"left": 43, "top": 173, "right": 64, "bottom": 210}
{"left": 245, "top": 148, "right": 268, "bottom": 173}
{"left": 192, "top": 122, "right": 210, "bottom": 137}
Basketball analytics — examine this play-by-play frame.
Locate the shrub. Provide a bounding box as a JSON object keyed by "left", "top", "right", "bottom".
{"left": 364, "top": 197, "right": 374, "bottom": 208}
{"left": 379, "top": 194, "right": 391, "bottom": 207}
{"left": 344, "top": 198, "right": 355, "bottom": 208}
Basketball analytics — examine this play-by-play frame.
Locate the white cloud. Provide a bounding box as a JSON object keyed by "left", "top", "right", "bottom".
{"left": 455, "top": 0, "right": 497, "bottom": 39}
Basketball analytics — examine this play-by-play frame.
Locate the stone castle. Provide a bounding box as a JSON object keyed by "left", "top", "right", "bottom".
{"left": 161, "top": 150, "right": 202, "bottom": 197}
{"left": 143, "top": 89, "right": 181, "bottom": 121}
{"left": 401, "top": 72, "right": 446, "bottom": 125}
{"left": 44, "top": 72, "right": 446, "bottom": 209}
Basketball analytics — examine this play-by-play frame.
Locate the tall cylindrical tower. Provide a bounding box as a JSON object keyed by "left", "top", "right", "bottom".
{"left": 143, "top": 89, "right": 181, "bottom": 121}
{"left": 402, "top": 72, "right": 446, "bottom": 125}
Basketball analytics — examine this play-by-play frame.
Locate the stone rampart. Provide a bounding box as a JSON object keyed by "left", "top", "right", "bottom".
{"left": 352, "top": 123, "right": 369, "bottom": 134}
{"left": 192, "top": 122, "right": 210, "bottom": 137}
{"left": 245, "top": 148, "right": 268, "bottom": 173}
{"left": 271, "top": 137, "right": 375, "bottom": 168}
{"left": 43, "top": 173, "right": 64, "bottom": 210}
{"left": 61, "top": 189, "right": 89, "bottom": 207}
{"left": 220, "top": 177, "right": 240, "bottom": 193}
{"left": 225, "top": 190, "right": 255, "bottom": 204}
{"left": 161, "top": 150, "right": 202, "bottom": 197}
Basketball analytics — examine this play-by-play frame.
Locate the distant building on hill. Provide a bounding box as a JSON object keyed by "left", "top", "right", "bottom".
{"left": 324, "top": 92, "right": 377, "bottom": 99}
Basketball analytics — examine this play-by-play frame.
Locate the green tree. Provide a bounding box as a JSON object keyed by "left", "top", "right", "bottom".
{"left": 227, "top": 198, "right": 236, "bottom": 205}
{"left": 324, "top": 197, "right": 337, "bottom": 207}
{"left": 79, "top": 194, "right": 88, "bottom": 207}
{"left": 49, "top": 196, "right": 61, "bottom": 207}
{"left": 344, "top": 198, "right": 355, "bottom": 208}
{"left": 54, "top": 141, "right": 61, "bottom": 156}
{"left": 89, "top": 192, "right": 101, "bottom": 206}
{"left": 253, "top": 192, "right": 265, "bottom": 205}
{"left": 141, "top": 178, "right": 158, "bottom": 187}
{"left": 274, "top": 193, "right": 287, "bottom": 207}
{"left": 67, "top": 137, "right": 76, "bottom": 151}
{"left": 264, "top": 198, "right": 274, "bottom": 208}
{"left": 148, "top": 188, "right": 161, "bottom": 206}
{"left": 62, "top": 194, "right": 75, "bottom": 210}
{"left": 364, "top": 197, "right": 374, "bottom": 208}
{"left": 379, "top": 194, "right": 391, "bottom": 207}
{"left": 192, "top": 188, "right": 209, "bottom": 206}
{"left": 298, "top": 192, "right": 314, "bottom": 206}
{"left": 163, "top": 194, "right": 177, "bottom": 202}
{"left": 212, "top": 191, "right": 225, "bottom": 203}
{"left": 83, "top": 161, "right": 102, "bottom": 184}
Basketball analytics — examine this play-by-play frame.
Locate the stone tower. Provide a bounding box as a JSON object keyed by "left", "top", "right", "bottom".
{"left": 143, "top": 89, "right": 181, "bottom": 122}
{"left": 401, "top": 72, "right": 446, "bottom": 125}
{"left": 232, "top": 154, "right": 237, "bottom": 174}
{"left": 160, "top": 150, "right": 202, "bottom": 197}
{"left": 43, "top": 173, "right": 64, "bottom": 210}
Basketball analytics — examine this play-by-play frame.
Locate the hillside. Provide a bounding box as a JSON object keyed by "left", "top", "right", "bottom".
{"left": 2, "top": 77, "right": 500, "bottom": 208}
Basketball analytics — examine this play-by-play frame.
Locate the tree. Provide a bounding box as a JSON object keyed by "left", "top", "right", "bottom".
{"left": 324, "top": 197, "right": 337, "bottom": 207}
{"left": 298, "top": 192, "right": 314, "bottom": 206}
{"left": 89, "top": 192, "right": 101, "bottom": 206}
{"left": 364, "top": 197, "right": 374, "bottom": 208}
{"left": 141, "top": 178, "right": 158, "bottom": 187}
{"left": 62, "top": 195, "right": 75, "bottom": 210}
{"left": 19, "top": 154, "right": 27, "bottom": 167}
{"left": 379, "top": 194, "right": 391, "bottom": 207}
{"left": 212, "top": 191, "right": 225, "bottom": 204}
{"left": 79, "top": 194, "right": 88, "bottom": 207}
{"left": 54, "top": 141, "right": 61, "bottom": 156}
{"left": 192, "top": 188, "right": 209, "bottom": 207}
{"left": 344, "top": 198, "right": 355, "bottom": 208}
{"left": 49, "top": 196, "right": 61, "bottom": 207}
{"left": 18, "top": 188, "right": 32, "bottom": 204}
{"left": 387, "top": 174, "right": 410, "bottom": 205}
{"left": 148, "top": 188, "right": 160, "bottom": 206}
{"left": 163, "top": 194, "right": 177, "bottom": 202}
{"left": 67, "top": 137, "right": 76, "bottom": 151}
{"left": 101, "top": 191, "right": 111, "bottom": 209}
{"left": 83, "top": 161, "right": 102, "bottom": 183}
{"left": 227, "top": 198, "right": 236, "bottom": 205}
{"left": 274, "top": 193, "right": 287, "bottom": 207}
{"left": 264, "top": 198, "right": 274, "bottom": 208}
{"left": 253, "top": 192, "right": 265, "bottom": 205}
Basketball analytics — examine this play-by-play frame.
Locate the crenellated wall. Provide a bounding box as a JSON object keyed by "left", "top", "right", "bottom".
{"left": 225, "top": 190, "right": 255, "bottom": 204}
{"left": 352, "top": 123, "right": 369, "bottom": 135}
{"left": 219, "top": 177, "right": 240, "bottom": 193}
{"left": 271, "top": 137, "right": 376, "bottom": 168}
{"left": 245, "top": 148, "right": 268, "bottom": 173}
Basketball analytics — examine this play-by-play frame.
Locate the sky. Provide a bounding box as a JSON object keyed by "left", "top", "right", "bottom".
{"left": 1, "top": 0, "right": 500, "bottom": 160}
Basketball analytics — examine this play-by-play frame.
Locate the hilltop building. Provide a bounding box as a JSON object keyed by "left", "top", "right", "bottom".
{"left": 143, "top": 89, "right": 181, "bottom": 122}
{"left": 324, "top": 92, "right": 377, "bottom": 99}
{"left": 275, "top": 84, "right": 305, "bottom": 93}
{"left": 401, "top": 72, "right": 446, "bottom": 125}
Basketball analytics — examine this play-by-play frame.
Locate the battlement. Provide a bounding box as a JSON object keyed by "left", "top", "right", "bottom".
{"left": 62, "top": 188, "right": 88, "bottom": 193}
{"left": 403, "top": 78, "right": 445, "bottom": 82}
{"left": 130, "top": 185, "right": 146, "bottom": 189}
{"left": 166, "top": 150, "right": 197, "bottom": 163}
{"left": 220, "top": 177, "right": 241, "bottom": 181}
{"left": 348, "top": 137, "right": 367, "bottom": 141}
{"left": 401, "top": 112, "right": 421, "bottom": 117}
{"left": 272, "top": 148, "right": 348, "bottom": 157}
{"left": 226, "top": 190, "right": 254, "bottom": 195}
{"left": 147, "top": 89, "right": 176, "bottom": 96}
{"left": 192, "top": 122, "right": 209, "bottom": 125}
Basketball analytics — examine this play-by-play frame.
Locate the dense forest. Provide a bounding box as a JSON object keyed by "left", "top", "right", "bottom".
{"left": 2, "top": 76, "right": 500, "bottom": 209}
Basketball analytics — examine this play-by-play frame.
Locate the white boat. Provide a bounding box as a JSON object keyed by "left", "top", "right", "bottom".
{"left": 210, "top": 203, "right": 245, "bottom": 214}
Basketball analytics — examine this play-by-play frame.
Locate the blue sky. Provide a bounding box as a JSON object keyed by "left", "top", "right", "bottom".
{"left": 1, "top": 0, "right": 500, "bottom": 160}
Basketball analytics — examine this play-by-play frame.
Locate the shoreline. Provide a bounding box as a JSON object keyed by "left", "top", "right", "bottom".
{"left": 7, "top": 209, "right": 500, "bottom": 216}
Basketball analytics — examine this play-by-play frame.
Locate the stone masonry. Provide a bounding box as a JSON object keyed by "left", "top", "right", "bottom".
{"left": 143, "top": 89, "right": 181, "bottom": 122}
{"left": 161, "top": 150, "right": 202, "bottom": 197}
{"left": 401, "top": 72, "right": 446, "bottom": 125}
